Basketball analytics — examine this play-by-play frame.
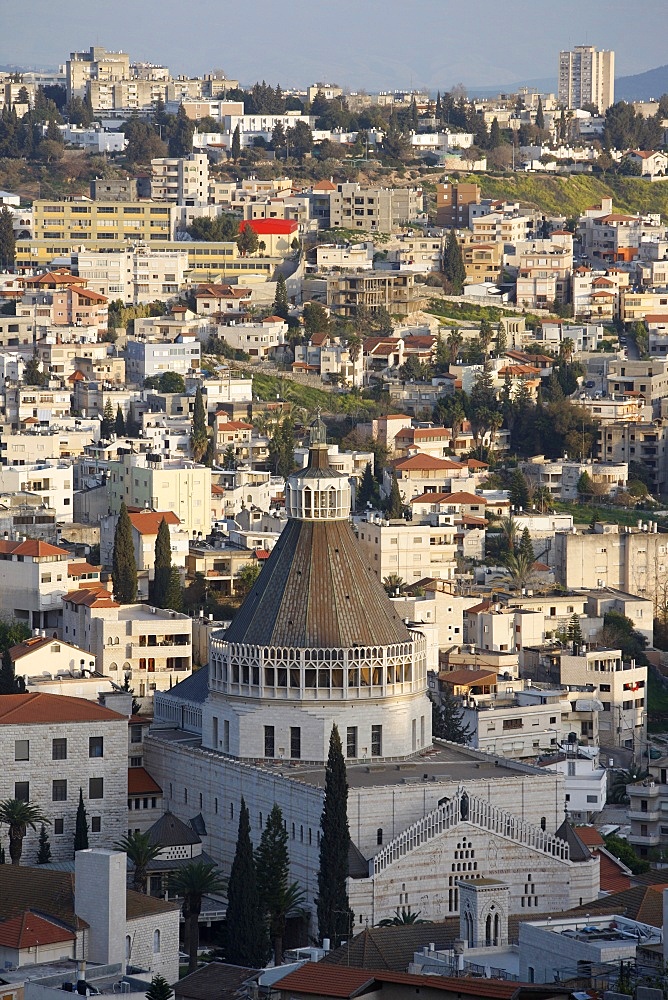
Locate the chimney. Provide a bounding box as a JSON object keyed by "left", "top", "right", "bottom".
{"left": 75, "top": 849, "right": 126, "bottom": 969}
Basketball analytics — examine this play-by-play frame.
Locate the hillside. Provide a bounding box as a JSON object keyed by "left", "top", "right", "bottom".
{"left": 615, "top": 64, "right": 668, "bottom": 102}
{"left": 460, "top": 173, "right": 668, "bottom": 219}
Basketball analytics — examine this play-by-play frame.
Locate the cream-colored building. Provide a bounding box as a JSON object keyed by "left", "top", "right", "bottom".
{"left": 356, "top": 514, "right": 457, "bottom": 583}
{"left": 605, "top": 358, "right": 668, "bottom": 416}
{"left": 622, "top": 288, "right": 668, "bottom": 323}
{"left": 107, "top": 452, "right": 211, "bottom": 537}
{"left": 558, "top": 648, "right": 645, "bottom": 752}
{"left": 151, "top": 153, "right": 209, "bottom": 206}
{"left": 31, "top": 198, "right": 177, "bottom": 244}
{"left": 0, "top": 463, "right": 73, "bottom": 520}
{"left": 62, "top": 592, "right": 193, "bottom": 699}
{"left": 66, "top": 46, "right": 131, "bottom": 100}
{"left": 99, "top": 509, "right": 189, "bottom": 600}
{"left": 71, "top": 245, "right": 189, "bottom": 304}
{"left": 558, "top": 46, "right": 614, "bottom": 113}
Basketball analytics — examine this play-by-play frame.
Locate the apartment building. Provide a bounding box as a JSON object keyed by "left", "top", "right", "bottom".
{"left": 186, "top": 542, "right": 264, "bottom": 598}
{"left": 66, "top": 46, "right": 131, "bottom": 100}
{"left": 646, "top": 314, "right": 668, "bottom": 355}
{"left": 107, "top": 452, "right": 211, "bottom": 537}
{"left": 554, "top": 523, "right": 668, "bottom": 605}
{"left": 471, "top": 211, "right": 533, "bottom": 244}
{"left": 99, "top": 509, "right": 189, "bottom": 600}
{"left": 558, "top": 46, "right": 614, "bottom": 113}
{"left": 125, "top": 337, "right": 201, "bottom": 382}
{"left": 461, "top": 240, "right": 503, "bottom": 285}
{"left": 605, "top": 358, "right": 668, "bottom": 416}
{"left": 4, "top": 385, "right": 73, "bottom": 428}
{"left": 622, "top": 289, "right": 668, "bottom": 323}
{"left": 516, "top": 248, "right": 572, "bottom": 309}
{"left": 435, "top": 181, "right": 480, "bottom": 227}
{"left": 598, "top": 420, "right": 668, "bottom": 493}
{"left": 327, "top": 271, "right": 424, "bottom": 318}
{"left": 71, "top": 246, "right": 188, "bottom": 304}
{"left": 17, "top": 271, "right": 108, "bottom": 336}
{"left": 558, "top": 648, "right": 645, "bottom": 752}
{"left": 293, "top": 334, "right": 363, "bottom": 387}
{"left": 522, "top": 457, "right": 627, "bottom": 500}
{"left": 627, "top": 757, "right": 668, "bottom": 856}
{"left": 537, "top": 320, "right": 607, "bottom": 352}
{"left": 356, "top": 513, "right": 457, "bottom": 582}
{"left": 0, "top": 538, "right": 95, "bottom": 632}
{"left": 151, "top": 153, "right": 209, "bottom": 206}
{"left": 31, "top": 198, "right": 177, "bottom": 245}
{"left": 217, "top": 317, "right": 287, "bottom": 359}
{"left": 327, "top": 182, "right": 423, "bottom": 232}
{"left": 0, "top": 692, "right": 128, "bottom": 861}
{"left": 466, "top": 604, "right": 546, "bottom": 653}
{"left": 0, "top": 463, "right": 73, "bottom": 520}
{"left": 62, "top": 594, "right": 193, "bottom": 698}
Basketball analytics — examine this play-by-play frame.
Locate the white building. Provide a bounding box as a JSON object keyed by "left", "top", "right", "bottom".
{"left": 125, "top": 337, "right": 201, "bottom": 382}
{"left": 0, "top": 462, "right": 73, "bottom": 520}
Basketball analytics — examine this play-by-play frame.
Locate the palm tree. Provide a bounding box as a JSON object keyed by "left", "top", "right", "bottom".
{"left": 488, "top": 411, "right": 504, "bottom": 454}
{"left": 560, "top": 337, "right": 575, "bottom": 363}
{"left": 171, "top": 860, "right": 225, "bottom": 973}
{"left": 498, "top": 515, "right": 519, "bottom": 554}
{"left": 609, "top": 764, "right": 649, "bottom": 805}
{"left": 267, "top": 881, "right": 307, "bottom": 967}
{"left": 378, "top": 906, "right": 432, "bottom": 926}
{"left": 503, "top": 550, "right": 535, "bottom": 591}
{"left": 446, "top": 329, "right": 463, "bottom": 364}
{"left": 0, "top": 799, "right": 49, "bottom": 865}
{"left": 114, "top": 831, "right": 162, "bottom": 893}
{"left": 382, "top": 574, "right": 405, "bottom": 596}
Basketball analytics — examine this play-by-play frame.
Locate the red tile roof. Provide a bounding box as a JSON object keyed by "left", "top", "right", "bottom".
{"left": 0, "top": 693, "right": 125, "bottom": 725}
{"left": 394, "top": 454, "right": 465, "bottom": 472}
{"left": 0, "top": 539, "right": 70, "bottom": 558}
{"left": 65, "top": 586, "right": 119, "bottom": 609}
{"left": 242, "top": 218, "right": 298, "bottom": 235}
{"left": 67, "top": 562, "right": 101, "bottom": 576}
{"left": 127, "top": 510, "right": 181, "bottom": 535}
{"left": 0, "top": 911, "right": 75, "bottom": 949}
{"left": 273, "top": 964, "right": 522, "bottom": 1000}
{"left": 128, "top": 767, "right": 162, "bottom": 796}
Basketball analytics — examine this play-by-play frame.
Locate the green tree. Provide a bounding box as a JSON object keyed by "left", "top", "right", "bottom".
{"left": 504, "top": 549, "right": 535, "bottom": 591}
{"left": 224, "top": 799, "right": 269, "bottom": 968}
{"left": 518, "top": 527, "right": 535, "bottom": 564}
{"left": 430, "top": 689, "right": 471, "bottom": 744}
{"left": 317, "top": 725, "right": 353, "bottom": 948}
{"left": 100, "top": 398, "right": 115, "bottom": 439}
{"left": 357, "top": 462, "right": 377, "bottom": 511}
{"left": 114, "top": 830, "right": 162, "bottom": 893}
{"left": 0, "top": 206, "right": 15, "bottom": 269}
{"left": 256, "top": 804, "right": 305, "bottom": 966}
{"left": 479, "top": 318, "right": 494, "bottom": 353}
{"left": 382, "top": 574, "right": 405, "bottom": 596}
{"left": 37, "top": 823, "right": 52, "bottom": 864}
{"left": 237, "top": 222, "right": 259, "bottom": 257}
{"left": 236, "top": 562, "right": 261, "bottom": 598}
{"left": 273, "top": 273, "right": 289, "bottom": 320}
{"left": 303, "top": 302, "right": 330, "bottom": 336}
{"left": 0, "top": 647, "right": 26, "bottom": 694}
{"left": 23, "top": 352, "right": 47, "bottom": 387}
{"left": 567, "top": 613, "right": 584, "bottom": 646}
{"left": 151, "top": 518, "right": 172, "bottom": 609}
{"left": 231, "top": 123, "right": 241, "bottom": 161}
{"left": 158, "top": 371, "right": 185, "bottom": 394}
{"left": 509, "top": 468, "right": 530, "bottom": 510}
{"left": 190, "top": 385, "right": 208, "bottom": 463}
{"left": 604, "top": 831, "right": 649, "bottom": 872}
{"left": 0, "top": 799, "right": 49, "bottom": 865}
{"left": 378, "top": 906, "right": 432, "bottom": 926}
{"left": 577, "top": 471, "right": 594, "bottom": 500}
{"left": 442, "top": 229, "right": 466, "bottom": 294}
{"left": 489, "top": 117, "right": 502, "bottom": 148}
{"left": 145, "top": 975, "right": 173, "bottom": 1000}
{"left": 535, "top": 96, "right": 545, "bottom": 130}
{"left": 386, "top": 472, "right": 403, "bottom": 519}
{"left": 115, "top": 405, "right": 126, "bottom": 437}
{"left": 269, "top": 415, "right": 295, "bottom": 478}
{"left": 112, "top": 502, "right": 138, "bottom": 604}
{"left": 165, "top": 567, "right": 183, "bottom": 613}
{"left": 172, "top": 860, "right": 226, "bottom": 973}
{"left": 74, "top": 787, "right": 88, "bottom": 853}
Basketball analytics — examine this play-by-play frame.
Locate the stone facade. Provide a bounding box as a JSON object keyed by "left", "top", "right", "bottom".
{"left": 126, "top": 906, "right": 180, "bottom": 983}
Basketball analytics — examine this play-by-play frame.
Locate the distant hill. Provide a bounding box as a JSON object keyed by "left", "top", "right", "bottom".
{"left": 615, "top": 65, "right": 668, "bottom": 102}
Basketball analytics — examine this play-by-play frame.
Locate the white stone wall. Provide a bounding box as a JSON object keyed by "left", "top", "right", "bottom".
{"left": 127, "top": 908, "right": 180, "bottom": 984}
{"left": 1, "top": 718, "right": 128, "bottom": 862}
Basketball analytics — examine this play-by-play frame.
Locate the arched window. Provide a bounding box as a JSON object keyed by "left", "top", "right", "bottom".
{"left": 485, "top": 914, "right": 492, "bottom": 947}
{"left": 230, "top": 802, "right": 234, "bottom": 820}
{"left": 540, "top": 817, "right": 546, "bottom": 831}
{"left": 466, "top": 911, "right": 473, "bottom": 948}
{"left": 125, "top": 935, "right": 132, "bottom": 960}
{"left": 291, "top": 823, "right": 295, "bottom": 839}
{"left": 300, "top": 825, "right": 304, "bottom": 842}
{"left": 494, "top": 913, "right": 500, "bottom": 946}
{"left": 377, "top": 828, "right": 383, "bottom": 845}
{"left": 153, "top": 929, "right": 160, "bottom": 953}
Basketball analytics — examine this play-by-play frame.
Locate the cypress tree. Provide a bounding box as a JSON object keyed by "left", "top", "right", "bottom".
{"left": 0, "top": 647, "right": 25, "bottom": 694}
{"left": 386, "top": 473, "right": 403, "bottom": 519}
{"left": 509, "top": 469, "right": 530, "bottom": 510}
{"left": 0, "top": 206, "right": 15, "bottom": 269}
{"left": 536, "top": 96, "right": 545, "bottom": 130}
{"left": 442, "top": 229, "right": 466, "bottom": 294}
{"left": 317, "top": 725, "right": 353, "bottom": 947}
{"left": 224, "top": 798, "right": 269, "bottom": 966}
{"left": 100, "top": 398, "right": 115, "bottom": 439}
{"left": 112, "top": 502, "right": 138, "bottom": 604}
{"left": 152, "top": 518, "right": 171, "bottom": 608}
{"left": 567, "top": 613, "right": 584, "bottom": 646}
{"left": 255, "top": 804, "right": 290, "bottom": 966}
{"left": 190, "top": 386, "right": 208, "bottom": 462}
{"left": 357, "top": 462, "right": 376, "bottom": 511}
{"left": 115, "top": 404, "right": 126, "bottom": 437}
{"left": 519, "top": 527, "right": 535, "bottom": 564}
{"left": 231, "top": 123, "right": 241, "bottom": 161}
{"left": 37, "top": 823, "right": 52, "bottom": 864}
{"left": 74, "top": 788, "right": 89, "bottom": 854}
{"left": 165, "top": 566, "right": 183, "bottom": 613}
{"left": 273, "top": 273, "right": 289, "bottom": 320}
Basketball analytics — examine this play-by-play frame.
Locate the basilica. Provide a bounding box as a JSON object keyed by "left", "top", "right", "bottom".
{"left": 145, "top": 437, "right": 599, "bottom": 933}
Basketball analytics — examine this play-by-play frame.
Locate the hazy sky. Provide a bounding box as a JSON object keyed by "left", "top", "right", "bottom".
{"left": 2, "top": 0, "right": 667, "bottom": 91}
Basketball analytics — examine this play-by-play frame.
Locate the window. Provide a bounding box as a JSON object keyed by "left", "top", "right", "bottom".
{"left": 347, "top": 726, "right": 358, "bottom": 758}
{"left": 377, "top": 828, "right": 383, "bottom": 845}
{"left": 153, "top": 929, "right": 161, "bottom": 954}
{"left": 52, "top": 779, "right": 67, "bottom": 801}
{"left": 371, "top": 725, "right": 382, "bottom": 757}
{"left": 223, "top": 719, "right": 230, "bottom": 753}
{"left": 54, "top": 818, "right": 64, "bottom": 835}
{"left": 130, "top": 725, "right": 142, "bottom": 743}
{"left": 89, "top": 777, "right": 104, "bottom": 799}
{"left": 52, "top": 738, "right": 67, "bottom": 760}
{"left": 89, "top": 736, "right": 103, "bottom": 758}
{"left": 586, "top": 795, "right": 597, "bottom": 804}
{"left": 91, "top": 816, "right": 101, "bottom": 833}
{"left": 264, "top": 725, "right": 275, "bottom": 757}
{"left": 15, "top": 782, "right": 29, "bottom": 802}
{"left": 290, "top": 726, "right": 301, "bottom": 760}
{"left": 14, "top": 740, "right": 29, "bottom": 761}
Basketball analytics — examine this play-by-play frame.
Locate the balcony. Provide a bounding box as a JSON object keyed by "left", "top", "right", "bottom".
{"left": 628, "top": 807, "right": 661, "bottom": 822}
{"left": 628, "top": 832, "right": 661, "bottom": 848}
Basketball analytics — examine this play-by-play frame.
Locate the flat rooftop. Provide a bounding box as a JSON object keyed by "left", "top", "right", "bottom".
{"left": 148, "top": 731, "right": 542, "bottom": 788}
{"left": 117, "top": 605, "right": 190, "bottom": 623}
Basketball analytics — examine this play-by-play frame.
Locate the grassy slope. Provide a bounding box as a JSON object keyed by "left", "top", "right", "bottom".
{"left": 459, "top": 173, "right": 668, "bottom": 218}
